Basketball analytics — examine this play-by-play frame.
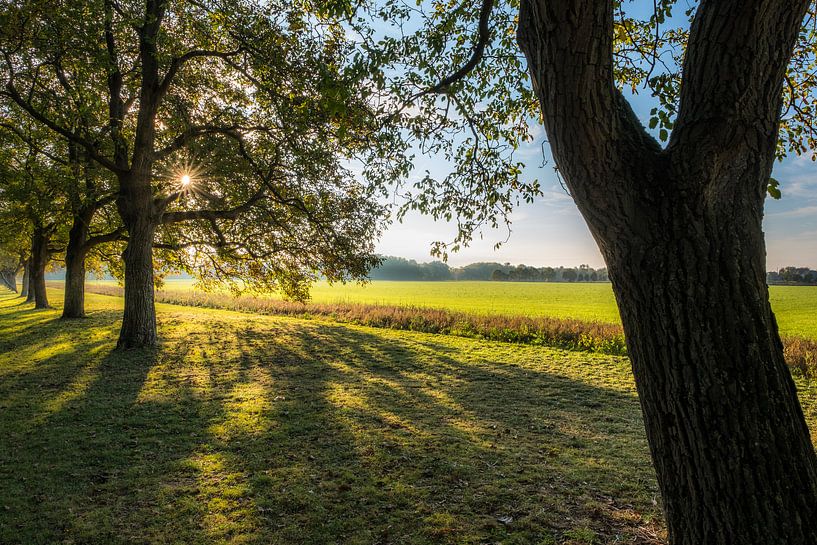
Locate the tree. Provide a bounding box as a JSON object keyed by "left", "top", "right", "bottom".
{"left": 1, "top": 0, "right": 400, "bottom": 347}
{"left": 0, "top": 120, "right": 68, "bottom": 309}
{"left": 366, "top": 0, "right": 817, "bottom": 541}
{"left": 518, "top": 3, "right": 817, "bottom": 538}
{"left": 0, "top": 243, "right": 23, "bottom": 291}
{"left": 60, "top": 149, "right": 122, "bottom": 319}
{"left": 1, "top": 103, "right": 124, "bottom": 318}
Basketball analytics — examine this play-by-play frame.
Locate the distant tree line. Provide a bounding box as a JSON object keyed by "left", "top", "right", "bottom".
{"left": 368, "top": 256, "right": 609, "bottom": 282}
{"left": 767, "top": 267, "right": 817, "bottom": 285}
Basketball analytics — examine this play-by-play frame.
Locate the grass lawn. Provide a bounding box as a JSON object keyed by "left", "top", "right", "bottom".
{"left": 1, "top": 289, "right": 816, "bottom": 544}
{"left": 89, "top": 279, "right": 817, "bottom": 340}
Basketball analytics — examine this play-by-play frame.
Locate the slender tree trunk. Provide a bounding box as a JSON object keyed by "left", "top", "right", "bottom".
{"left": 62, "top": 217, "right": 89, "bottom": 318}
{"left": 0, "top": 269, "right": 15, "bottom": 291}
{"left": 516, "top": 0, "right": 817, "bottom": 542}
{"left": 29, "top": 230, "right": 50, "bottom": 309}
{"left": 0, "top": 272, "right": 13, "bottom": 291}
{"left": 25, "top": 258, "right": 34, "bottom": 303}
{"left": 62, "top": 249, "right": 87, "bottom": 318}
{"left": 20, "top": 262, "right": 29, "bottom": 298}
{"left": 116, "top": 171, "right": 158, "bottom": 349}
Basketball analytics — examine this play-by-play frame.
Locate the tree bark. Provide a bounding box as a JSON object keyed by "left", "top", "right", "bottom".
{"left": 111, "top": 0, "right": 165, "bottom": 349}
{"left": 62, "top": 216, "right": 88, "bottom": 318}
{"left": 29, "top": 229, "right": 51, "bottom": 309}
{"left": 116, "top": 170, "right": 159, "bottom": 349}
{"left": 517, "top": 0, "right": 817, "bottom": 542}
{"left": 25, "top": 258, "right": 34, "bottom": 303}
{"left": 20, "top": 261, "right": 29, "bottom": 298}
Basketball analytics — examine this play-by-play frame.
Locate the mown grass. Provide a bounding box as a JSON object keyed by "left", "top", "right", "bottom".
{"left": 88, "top": 279, "right": 817, "bottom": 340}
{"left": 79, "top": 283, "right": 817, "bottom": 377}
{"left": 0, "top": 288, "right": 671, "bottom": 544}
{"left": 2, "top": 288, "right": 817, "bottom": 544}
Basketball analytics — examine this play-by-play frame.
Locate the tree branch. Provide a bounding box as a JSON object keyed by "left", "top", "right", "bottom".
{"left": 672, "top": 0, "right": 811, "bottom": 151}
{"left": 160, "top": 185, "right": 267, "bottom": 224}
{"left": 516, "top": 0, "right": 661, "bottom": 233}
{"left": 156, "top": 48, "right": 243, "bottom": 101}
{"left": 3, "top": 83, "right": 124, "bottom": 174}
{"left": 153, "top": 125, "right": 242, "bottom": 161}
{"left": 413, "top": 0, "right": 495, "bottom": 99}
{"left": 103, "top": 0, "right": 129, "bottom": 169}
{"left": 0, "top": 122, "right": 68, "bottom": 165}
{"left": 84, "top": 227, "right": 125, "bottom": 249}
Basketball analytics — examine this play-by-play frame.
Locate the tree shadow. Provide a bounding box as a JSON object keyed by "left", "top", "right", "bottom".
{"left": 0, "top": 303, "right": 665, "bottom": 544}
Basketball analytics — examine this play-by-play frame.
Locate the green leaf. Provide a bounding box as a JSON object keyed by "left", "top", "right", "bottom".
{"left": 767, "top": 178, "right": 782, "bottom": 200}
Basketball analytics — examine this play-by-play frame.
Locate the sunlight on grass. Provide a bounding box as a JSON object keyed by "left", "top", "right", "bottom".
{"left": 1, "top": 288, "right": 815, "bottom": 544}
{"left": 87, "top": 278, "right": 817, "bottom": 339}
{"left": 188, "top": 452, "right": 260, "bottom": 543}
{"left": 208, "top": 382, "right": 274, "bottom": 440}
{"left": 36, "top": 363, "right": 101, "bottom": 424}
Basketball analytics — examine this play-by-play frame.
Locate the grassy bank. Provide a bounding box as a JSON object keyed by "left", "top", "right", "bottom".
{"left": 77, "top": 283, "right": 817, "bottom": 377}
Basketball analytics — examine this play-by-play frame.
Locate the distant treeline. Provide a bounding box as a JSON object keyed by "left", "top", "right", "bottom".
{"left": 767, "top": 267, "right": 817, "bottom": 285}
{"left": 369, "top": 256, "right": 609, "bottom": 282}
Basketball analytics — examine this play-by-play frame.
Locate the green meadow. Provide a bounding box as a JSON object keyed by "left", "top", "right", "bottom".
{"left": 2, "top": 287, "right": 816, "bottom": 545}
{"left": 0, "top": 288, "right": 658, "bottom": 544}
{"left": 90, "top": 279, "right": 817, "bottom": 339}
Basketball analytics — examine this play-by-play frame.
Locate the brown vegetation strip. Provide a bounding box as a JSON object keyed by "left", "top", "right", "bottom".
{"left": 77, "top": 282, "right": 817, "bottom": 376}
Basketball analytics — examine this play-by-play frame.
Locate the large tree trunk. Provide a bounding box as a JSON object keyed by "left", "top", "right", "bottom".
{"left": 604, "top": 181, "right": 817, "bottom": 543}
{"left": 116, "top": 171, "right": 159, "bottom": 349}
{"left": 517, "top": 0, "right": 817, "bottom": 542}
{"left": 20, "top": 261, "right": 29, "bottom": 298}
{"left": 62, "top": 217, "right": 88, "bottom": 318}
{"left": 29, "top": 229, "right": 50, "bottom": 309}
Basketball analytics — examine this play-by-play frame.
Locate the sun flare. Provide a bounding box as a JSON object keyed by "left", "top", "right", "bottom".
{"left": 181, "top": 174, "right": 192, "bottom": 187}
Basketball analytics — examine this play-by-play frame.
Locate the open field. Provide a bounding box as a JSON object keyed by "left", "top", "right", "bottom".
{"left": 89, "top": 279, "right": 817, "bottom": 340}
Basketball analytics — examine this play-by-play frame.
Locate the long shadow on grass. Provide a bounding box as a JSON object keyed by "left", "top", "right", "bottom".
{"left": 0, "top": 308, "right": 664, "bottom": 545}
{"left": 215, "top": 322, "right": 663, "bottom": 544}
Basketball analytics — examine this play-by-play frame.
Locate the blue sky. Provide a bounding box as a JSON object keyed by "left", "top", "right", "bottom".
{"left": 377, "top": 91, "right": 817, "bottom": 271}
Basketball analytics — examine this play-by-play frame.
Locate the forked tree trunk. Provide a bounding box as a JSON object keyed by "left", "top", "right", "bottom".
{"left": 20, "top": 262, "right": 29, "bottom": 298}
{"left": 62, "top": 217, "right": 89, "bottom": 318}
{"left": 517, "top": 0, "right": 817, "bottom": 542}
{"left": 29, "top": 230, "right": 50, "bottom": 309}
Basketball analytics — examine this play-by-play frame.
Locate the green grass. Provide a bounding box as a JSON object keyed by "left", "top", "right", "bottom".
{"left": 0, "top": 289, "right": 656, "bottom": 544}
{"left": 4, "top": 288, "right": 815, "bottom": 544}
{"left": 90, "top": 279, "right": 817, "bottom": 340}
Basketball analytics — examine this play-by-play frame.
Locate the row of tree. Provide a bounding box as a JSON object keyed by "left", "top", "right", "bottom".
{"left": 767, "top": 267, "right": 817, "bottom": 284}
{"left": 368, "top": 256, "right": 607, "bottom": 282}
{"left": 490, "top": 263, "right": 608, "bottom": 282}
{"left": 0, "top": 0, "right": 406, "bottom": 348}
{"left": 367, "top": 256, "right": 611, "bottom": 282}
